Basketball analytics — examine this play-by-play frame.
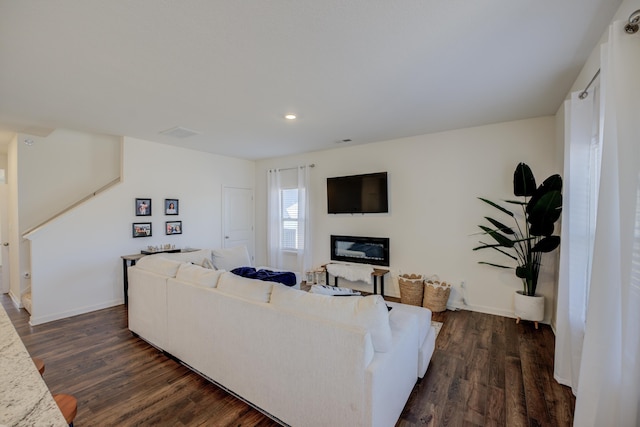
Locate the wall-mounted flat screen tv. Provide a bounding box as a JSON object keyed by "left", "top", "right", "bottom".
{"left": 327, "top": 172, "right": 389, "bottom": 214}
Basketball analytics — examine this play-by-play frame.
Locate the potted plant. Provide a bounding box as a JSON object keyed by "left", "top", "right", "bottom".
{"left": 473, "top": 162, "right": 562, "bottom": 328}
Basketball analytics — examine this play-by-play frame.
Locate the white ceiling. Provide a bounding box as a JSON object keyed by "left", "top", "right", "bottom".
{"left": 0, "top": 1, "right": 621, "bottom": 160}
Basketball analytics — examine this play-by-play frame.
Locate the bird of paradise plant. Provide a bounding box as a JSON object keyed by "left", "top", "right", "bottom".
{"left": 474, "top": 163, "right": 563, "bottom": 296}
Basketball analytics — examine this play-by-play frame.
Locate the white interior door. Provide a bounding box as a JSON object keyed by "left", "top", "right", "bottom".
{"left": 0, "top": 183, "right": 9, "bottom": 293}
{"left": 222, "top": 187, "right": 254, "bottom": 262}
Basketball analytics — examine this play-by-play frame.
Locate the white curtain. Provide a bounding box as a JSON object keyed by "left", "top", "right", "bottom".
{"left": 296, "top": 165, "right": 313, "bottom": 275}
{"left": 267, "top": 166, "right": 313, "bottom": 274}
{"left": 554, "top": 87, "right": 600, "bottom": 394}
{"left": 267, "top": 169, "right": 283, "bottom": 268}
{"left": 572, "top": 20, "right": 640, "bottom": 427}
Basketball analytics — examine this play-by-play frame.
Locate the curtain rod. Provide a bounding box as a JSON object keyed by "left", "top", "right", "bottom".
{"left": 270, "top": 164, "right": 315, "bottom": 172}
{"left": 579, "top": 69, "right": 600, "bottom": 100}
{"left": 579, "top": 10, "right": 639, "bottom": 100}
{"left": 625, "top": 9, "right": 640, "bottom": 34}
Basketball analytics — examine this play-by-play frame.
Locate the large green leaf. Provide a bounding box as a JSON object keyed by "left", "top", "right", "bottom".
{"left": 531, "top": 236, "right": 561, "bottom": 252}
{"left": 479, "top": 225, "right": 514, "bottom": 248}
{"left": 529, "top": 221, "right": 555, "bottom": 237}
{"left": 514, "top": 163, "right": 536, "bottom": 197}
{"left": 473, "top": 242, "right": 518, "bottom": 260}
{"left": 479, "top": 261, "right": 513, "bottom": 269}
{"left": 478, "top": 197, "right": 514, "bottom": 217}
{"left": 485, "top": 217, "right": 515, "bottom": 234}
{"left": 526, "top": 174, "right": 563, "bottom": 216}
{"left": 528, "top": 190, "right": 563, "bottom": 236}
{"left": 516, "top": 266, "right": 531, "bottom": 279}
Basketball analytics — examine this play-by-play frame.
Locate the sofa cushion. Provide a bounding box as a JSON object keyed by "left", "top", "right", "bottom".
{"left": 385, "top": 301, "right": 432, "bottom": 347}
{"left": 217, "top": 272, "right": 273, "bottom": 303}
{"left": 135, "top": 255, "right": 183, "bottom": 278}
{"left": 158, "top": 249, "right": 213, "bottom": 265}
{"left": 175, "top": 263, "right": 225, "bottom": 288}
{"left": 270, "top": 286, "right": 393, "bottom": 352}
{"left": 212, "top": 246, "right": 252, "bottom": 271}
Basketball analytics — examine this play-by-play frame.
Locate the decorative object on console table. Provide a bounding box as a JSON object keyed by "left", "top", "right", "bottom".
{"left": 132, "top": 222, "right": 152, "bottom": 238}
{"left": 165, "top": 198, "right": 179, "bottom": 215}
{"left": 398, "top": 274, "right": 424, "bottom": 306}
{"left": 422, "top": 276, "right": 451, "bottom": 312}
{"left": 473, "top": 162, "right": 562, "bottom": 328}
{"left": 166, "top": 221, "right": 182, "bottom": 235}
{"left": 141, "top": 244, "right": 179, "bottom": 255}
{"left": 135, "top": 198, "right": 152, "bottom": 216}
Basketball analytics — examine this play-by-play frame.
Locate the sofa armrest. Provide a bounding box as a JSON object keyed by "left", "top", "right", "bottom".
{"left": 365, "top": 309, "right": 419, "bottom": 427}
{"left": 127, "top": 266, "right": 169, "bottom": 349}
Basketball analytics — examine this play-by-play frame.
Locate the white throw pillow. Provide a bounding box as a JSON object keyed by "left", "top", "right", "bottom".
{"left": 201, "top": 258, "right": 215, "bottom": 269}
{"left": 212, "top": 246, "right": 251, "bottom": 271}
{"left": 217, "top": 272, "right": 273, "bottom": 303}
{"left": 135, "top": 255, "right": 183, "bottom": 278}
{"left": 270, "top": 286, "right": 392, "bottom": 352}
{"left": 158, "top": 249, "right": 213, "bottom": 265}
{"left": 175, "top": 263, "right": 225, "bottom": 288}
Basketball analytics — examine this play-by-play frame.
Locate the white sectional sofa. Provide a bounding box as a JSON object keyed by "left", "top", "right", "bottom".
{"left": 127, "top": 248, "right": 436, "bottom": 427}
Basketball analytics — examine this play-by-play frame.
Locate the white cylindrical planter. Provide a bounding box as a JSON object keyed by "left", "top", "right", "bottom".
{"left": 514, "top": 291, "right": 544, "bottom": 329}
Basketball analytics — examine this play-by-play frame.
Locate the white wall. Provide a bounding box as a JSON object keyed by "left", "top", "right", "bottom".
{"left": 26, "top": 137, "right": 254, "bottom": 325}
{"left": 18, "top": 129, "right": 121, "bottom": 231}
{"left": 256, "top": 116, "right": 560, "bottom": 323}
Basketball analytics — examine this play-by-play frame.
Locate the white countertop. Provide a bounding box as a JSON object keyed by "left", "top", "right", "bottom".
{"left": 0, "top": 304, "right": 67, "bottom": 427}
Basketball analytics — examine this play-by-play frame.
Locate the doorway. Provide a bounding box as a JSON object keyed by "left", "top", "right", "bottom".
{"left": 0, "top": 180, "right": 9, "bottom": 293}
{"left": 222, "top": 187, "right": 254, "bottom": 263}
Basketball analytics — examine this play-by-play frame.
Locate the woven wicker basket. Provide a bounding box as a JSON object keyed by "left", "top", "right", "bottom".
{"left": 422, "top": 280, "right": 451, "bottom": 312}
{"left": 398, "top": 274, "right": 424, "bottom": 306}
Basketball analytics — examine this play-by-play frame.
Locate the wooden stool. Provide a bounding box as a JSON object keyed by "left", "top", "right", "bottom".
{"left": 32, "top": 357, "right": 45, "bottom": 376}
{"left": 53, "top": 394, "right": 77, "bottom": 427}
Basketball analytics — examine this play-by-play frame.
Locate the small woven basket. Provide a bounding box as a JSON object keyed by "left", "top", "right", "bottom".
{"left": 398, "top": 274, "right": 424, "bottom": 306}
{"left": 422, "top": 278, "right": 451, "bottom": 312}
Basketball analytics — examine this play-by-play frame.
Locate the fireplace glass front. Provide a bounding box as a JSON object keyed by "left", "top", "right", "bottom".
{"left": 330, "top": 235, "right": 390, "bottom": 267}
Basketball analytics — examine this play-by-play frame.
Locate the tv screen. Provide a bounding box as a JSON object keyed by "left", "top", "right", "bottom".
{"left": 327, "top": 172, "right": 388, "bottom": 214}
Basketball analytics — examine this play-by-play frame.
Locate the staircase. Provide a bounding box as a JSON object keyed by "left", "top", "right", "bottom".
{"left": 22, "top": 291, "right": 32, "bottom": 314}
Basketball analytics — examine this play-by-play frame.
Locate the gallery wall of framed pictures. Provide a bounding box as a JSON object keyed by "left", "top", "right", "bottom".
{"left": 132, "top": 198, "right": 183, "bottom": 237}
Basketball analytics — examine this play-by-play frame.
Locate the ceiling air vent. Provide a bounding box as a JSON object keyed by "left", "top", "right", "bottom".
{"left": 159, "top": 126, "right": 201, "bottom": 138}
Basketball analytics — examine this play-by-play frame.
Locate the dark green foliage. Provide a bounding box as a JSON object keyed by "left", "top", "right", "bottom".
{"left": 475, "top": 163, "right": 563, "bottom": 296}
{"left": 513, "top": 163, "right": 536, "bottom": 197}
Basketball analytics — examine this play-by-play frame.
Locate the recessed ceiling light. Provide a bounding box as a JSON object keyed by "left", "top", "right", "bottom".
{"left": 284, "top": 114, "right": 297, "bottom": 120}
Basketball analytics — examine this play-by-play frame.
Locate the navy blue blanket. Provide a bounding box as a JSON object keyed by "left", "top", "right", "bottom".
{"left": 231, "top": 267, "right": 297, "bottom": 287}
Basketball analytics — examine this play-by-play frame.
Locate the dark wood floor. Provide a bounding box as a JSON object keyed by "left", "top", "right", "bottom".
{"left": 1, "top": 295, "right": 574, "bottom": 426}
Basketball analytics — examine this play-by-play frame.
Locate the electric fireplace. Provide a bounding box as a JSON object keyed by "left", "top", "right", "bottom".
{"left": 330, "top": 235, "right": 390, "bottom": 267}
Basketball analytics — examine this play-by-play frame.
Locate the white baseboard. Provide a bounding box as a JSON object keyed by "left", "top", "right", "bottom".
{"left": 29, "top": 298, "right": 124, "bottom": 326}
{"left": 8, "top": 290, "right": 23, "bottom": 309}
{"left": 446, "top": 301, "right": 551, "bottom": 326}
{"left": 447, "top": 301, "right": 514, "bottom": 318}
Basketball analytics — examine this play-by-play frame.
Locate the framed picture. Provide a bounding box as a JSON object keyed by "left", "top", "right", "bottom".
{"left": 135, "top": 198, "right": 152, "bottom": 216}
{"left": 132, "top": 222, "right": 152, "bottom": 238}
{"left": 165, "top": 199, "right": 179, "bottom": 215}
{"left": 166, "top": 221, "right": 182, "bottom": 235}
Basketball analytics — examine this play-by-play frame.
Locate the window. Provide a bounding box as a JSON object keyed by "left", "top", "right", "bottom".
{"left": 281, "top": 188, "right": 299, "bottom": 250}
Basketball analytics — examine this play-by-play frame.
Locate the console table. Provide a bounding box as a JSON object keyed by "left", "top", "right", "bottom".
{"left": 121, "top": 248, "right": 198, "bottom": 304}
{"left": 323, "top": 264, "right": 389, "bottom": 296}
